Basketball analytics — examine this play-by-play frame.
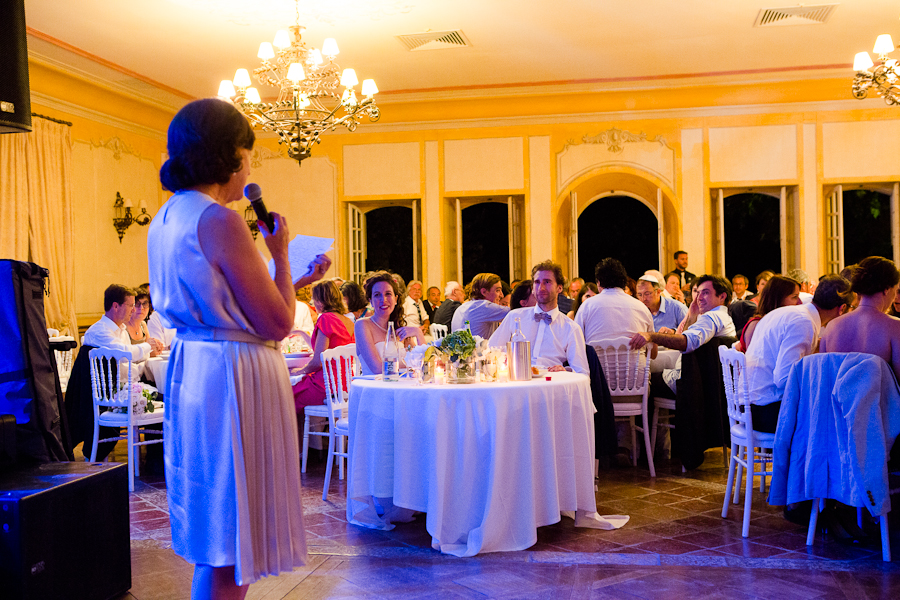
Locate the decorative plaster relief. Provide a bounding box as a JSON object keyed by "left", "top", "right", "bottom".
{"left": 557, "top": 127, "right": 675, "bottom": 194}
{"left": 89, "top": 136, "right": 142, "bottom": 161}
{"left": 251, "top": 146, "right": 285, "bottom": 168}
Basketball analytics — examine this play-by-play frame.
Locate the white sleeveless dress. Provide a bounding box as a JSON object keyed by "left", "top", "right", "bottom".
{"left": 147, "top": 190, "right": 306, "bottom": 585}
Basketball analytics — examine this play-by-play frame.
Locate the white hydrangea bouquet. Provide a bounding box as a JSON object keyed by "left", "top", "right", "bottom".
{"left": 111, "top": 382, "right": 159, "bottom": 415}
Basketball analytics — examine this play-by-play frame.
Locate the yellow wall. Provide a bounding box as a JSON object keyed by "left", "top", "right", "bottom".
{"left": 26, "top": 58, "right": 900, "bottom": 322}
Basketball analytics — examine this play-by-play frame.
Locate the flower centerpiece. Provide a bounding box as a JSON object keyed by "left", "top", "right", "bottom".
{"left": 111, "top": 382, "right": 159, "bottom": 415}
{"left": 429, "top": 329, "right": 485, "bottom": 384}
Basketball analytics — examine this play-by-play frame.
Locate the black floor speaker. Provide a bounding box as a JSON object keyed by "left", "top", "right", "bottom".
{"left": 0, "top": 463, "right": 131, "bottom": 600}
{"left": 0, "top": 0, "right": 32, "bottom": 134}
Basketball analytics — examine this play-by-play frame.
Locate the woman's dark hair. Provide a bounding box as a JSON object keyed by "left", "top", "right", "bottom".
{"left": 135, "top": 284, "right": 153, "bottom": 319}
{"left": 363, "top": 271, "right": 406, "bottom": 327}
{"left": 850, "top": 256, "right": 900, "bottom": 296}
{"left": 341, "top": 281, "right": 368, "bottom": 313}
{"left": 625, "top": 278, "right": 637, "bottom": 297}
{"left": 500, "top": 280, "right": 511, "bottom": 297}
{"left": 756, "top": 275, "right": 799, "bottom": 317}
{"left": 159, "top": 99, "right": 255, "bottom": 192}
{"left": 571, "top": 282, "right": 599, "bottom": 316}
{"left": 312, "top": 280, "right": 346, "bottom": 315}
{"left": 594, "top": 258, "right": 628, "bottom": 290}
{"left": 510, "top": 280, "right": 533, "bottom": 308}
{"left": 755, "top": 270, "right": 775, "bottom": 290}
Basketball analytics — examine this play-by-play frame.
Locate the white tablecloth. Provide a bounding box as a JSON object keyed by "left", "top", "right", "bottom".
{"left": 347, "top": 371, "right": 598, "bottom": 556}
{"left": 144, "top": 356, "right": 169, "bottom": 389}
{"left": 650, "top": 348, "right": 681, "bottom": 373}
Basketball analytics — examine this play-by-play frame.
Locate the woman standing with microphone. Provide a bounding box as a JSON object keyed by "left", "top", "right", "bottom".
{"left": 148, "top": 99, "right": 329, "bottom": 599}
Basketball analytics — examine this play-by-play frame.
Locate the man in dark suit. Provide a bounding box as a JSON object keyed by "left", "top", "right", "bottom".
{"left": 424, "top": 286, "right": 442, "bottom": 322}
{"left": 432, "top": 281, "right": 464, "bottom": 327}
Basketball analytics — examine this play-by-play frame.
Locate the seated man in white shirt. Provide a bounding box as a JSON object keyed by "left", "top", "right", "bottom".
{"left": 84, "top": 284, "right": 162, "bottom": 372}
{"left": 402, "top": 279, "right": 429, "bottom": 333}
{"left": 451, "top": 272, "right": 509, "bottom": 339}
{"left": 489, "top": 261, "right": 589, "bottom": 375}
{"left": 731, "top": 274, "right": 753, "bottom": 303}
{"left": 745, "top": 274, "right": 850, "bottom": 433}
{"left": 575, "top": 258, "right": 655, "bottom": 345}
{"left": 631, "top": 275, "right": 736, "bottom": 397}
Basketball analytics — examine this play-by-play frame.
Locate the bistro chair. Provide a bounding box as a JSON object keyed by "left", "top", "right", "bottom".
{"left": 88, "top": 347, "right": 164, "bottom": 491}
{"left": 321, "top": 343, "right": 359, "bottom": 500}
{"left": 593, "top": 338, "right": 655, "bottom": 477}
{"left": 430, "top": 323, "right": 448, "bottom": 340}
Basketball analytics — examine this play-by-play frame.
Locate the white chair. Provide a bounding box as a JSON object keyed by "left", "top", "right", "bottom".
{"left": 55, "top": 348, "right": 74, "bottom": 393}
{"left": 321, "top": 343, "right": 360, "bottom": 500}
{"left": 593, "top": 338, "right": 655, "bottom": 477}
{"left": 88, "top": 348, "right": 164, "bottom": 492}
{"left": 718, "top": 346, "right": 774, "bottom": 537}
{"left": 650, "top": 396, "right": 675, "bottom": 456}
{"left": 429, "top": 323, "right": 448, "bottom": 340}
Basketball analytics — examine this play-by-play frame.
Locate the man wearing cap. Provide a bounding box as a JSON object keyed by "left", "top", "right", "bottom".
{"left": 635, "top": 274, "right": 688, "bottom": 333}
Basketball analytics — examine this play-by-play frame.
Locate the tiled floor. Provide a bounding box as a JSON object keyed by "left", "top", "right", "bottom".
{"left": 88, "top": 444, "right": 900, "bottom": 599}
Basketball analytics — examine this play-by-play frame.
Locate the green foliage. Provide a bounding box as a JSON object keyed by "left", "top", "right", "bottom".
{"left": 440, "top": 329, "right": 477, "bottom": 363}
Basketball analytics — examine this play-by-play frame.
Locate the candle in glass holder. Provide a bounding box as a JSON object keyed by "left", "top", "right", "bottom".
{"left": 497, "top": 358, "right": 509, "bottom": 382}
{"left": 434, "top": 364, "right": 445, "bottom": 384}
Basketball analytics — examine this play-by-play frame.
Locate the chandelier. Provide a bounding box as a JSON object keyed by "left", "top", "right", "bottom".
{"left": 852, "top": 33, "right": 899, "bottom": 106}
{"left": 217, "top": 0, "right": 380, "bottom": 164}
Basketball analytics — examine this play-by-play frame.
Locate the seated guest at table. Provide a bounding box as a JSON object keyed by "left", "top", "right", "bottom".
{"left": 499, "top": 280, "right": 512, "bottom": 308}
{"left": 451, "top": 273, "right": 509, "bottom": 338}
{"left": 125, "top": 285, "right": 162, "bottom": 355}
{"left": 85, "top": 284, "right": 162, "bottom": 363}
{"left": 145, "top": 284, "right": 176, "bottom": 348}
{"left": 510, "top": 279, "right": 537, "bottom": 309}
{"left": 293, "top": 280, "right": 355, "bottom": 413}
{"left": 424, "top": 285, "right": 442, "bottom": 321}
{"left": 489, "top": 261, "right": 589, "bottom": 375}
{"left": 787, "top": 268, "right": 814, "bottom": 304}
{"left": 294, "top": 287, "right": 316, "bottom": 337}
{"left": 750, "top": 270, "right": 775, "bottom": 305}
{"left": 635, "top": 274, "right": 688, "bottom": 333}
{"left": 432, "top": 281, "right": 464, "bottom": 327}
{"left": 567, "top": 282, "right": 598, "bottom": 319}
{"left": 403, "top": 279, "right": 429, "bottom": 333}
{"left": 735, "top": 275, "right": 801, "bottom": 352}
{"left": 664, "top": 272, "right": 686, "bottom": 304}
{"left": 821, "top": 256, "right": 900, "bottom": 380}
{"left": 576, "top": 258, "right": 654, "bottom": 345}
{"left": 557, "top": 276, "right": 573, "bottom": 315}
{"left": 624, "top": 277, "right": 637, "bottom": 297}
{"left": 568, "top": 277, "right": 585, "bottom": 299}
{"left": 731, "top": 274, "right": 752, "bottom": 303}
{"left": 745, "top": 274, "right": 851, "bottom": 433}
{"left": 356, "top": 271, "right": 425, "bottom": 375}
{"left": 631, "top": 275, "right": 736, "bottom": 398}
{"left": 341, "top": 281, "right": 370, "bottom": 322}
{"left": 889, "top": 290, "right": 900, "bottom": 318}
{"left": 643, "top": 270, "right": 673, "bottom": 299}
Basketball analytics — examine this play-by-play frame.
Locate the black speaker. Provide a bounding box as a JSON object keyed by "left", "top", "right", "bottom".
{"left": 0, "top": 0, "right": 31, "bottom": 134}
{"left": 0, "top": 463, "right": 131, "bottom": 600}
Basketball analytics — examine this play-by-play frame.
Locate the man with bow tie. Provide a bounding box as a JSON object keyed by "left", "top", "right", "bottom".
{"left": 489, "top": 260, "right": 589, "bottom": 375}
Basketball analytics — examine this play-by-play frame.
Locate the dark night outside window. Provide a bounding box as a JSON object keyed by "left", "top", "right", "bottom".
{"left": 461, "top": 202, "right": 509, "bottom": 284}
{"left": 364, "top": 206, "right": 414, "bottom": 283}
{"left": 577, "top": 196, "right": 659, "bottom": 281}
{"left": 842, "top": 189, "right": 892, "bottom": 266}
{"left": 723, "top": 193, "right": 781, "bottom": 286}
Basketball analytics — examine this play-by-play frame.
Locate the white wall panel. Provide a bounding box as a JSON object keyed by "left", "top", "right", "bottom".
{"left": 709, "top": 125, "right": 797, "bottom": 182}
{"left": 444, "top": 137, "right": 524, "bottom": 192}
{"left": 343, "top": 142, "right": 420, "bottom": 196}
{"left": 822, "top": 120, "right": 900, "bottom": 180}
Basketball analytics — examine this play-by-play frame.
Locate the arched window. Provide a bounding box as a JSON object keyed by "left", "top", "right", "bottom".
{"left": 576, "top": 195, "right": 659, "bottom": 279}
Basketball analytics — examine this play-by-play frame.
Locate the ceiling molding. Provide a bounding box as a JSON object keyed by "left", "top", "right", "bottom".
{"left": 30, "top": 91, "right": 166, "bottom": 142}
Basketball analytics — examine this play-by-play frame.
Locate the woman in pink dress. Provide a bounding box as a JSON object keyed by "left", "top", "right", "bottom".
{"left": 293, "top": 280, "right": 355, "bottom": 411}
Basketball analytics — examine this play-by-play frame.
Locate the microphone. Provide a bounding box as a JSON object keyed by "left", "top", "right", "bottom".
{"left": 243, "top": 183, "right": 275, "bottom": 235}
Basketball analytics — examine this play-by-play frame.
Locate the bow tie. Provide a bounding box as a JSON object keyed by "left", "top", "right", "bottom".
{"left": 534, "top": 312, "right": 552, "bottom": 325}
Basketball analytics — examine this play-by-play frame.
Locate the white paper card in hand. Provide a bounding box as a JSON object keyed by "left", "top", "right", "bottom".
{"left": 267, "top": 234, "right": 334, "bottom": 284}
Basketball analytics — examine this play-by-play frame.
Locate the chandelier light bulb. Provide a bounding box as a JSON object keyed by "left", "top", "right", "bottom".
{"left": 854, "top": 51, "right": 875, "bottom": 72}
{"left": 258, "top": 42, "right": 275, "bottom": 60}
{"left": 874, "top": 34, "right": 895, "bottom": 56}
{"left": 218, "top": 80, "right": 236, "bottom": 98}
{"left": 245, "top": 87, "right": 262, "bottom": 104}
{"left": 233, "top": 68, "right": 252, "bottom": 88}
{"left": 361, "top": 79, "right": 378, "bottom": 97}
{"left": 287, "top": 62, "right": 306, "bottom": 83}
{"left": 322, "top": 38, "right": 340, "bottom": 57}
{"left": 310, "top": 49, "right": 324, "bottom": 65}
{"left": 273, "top": 29, "right": 291, "bottom": 49}
{"left": 340, "top": 68, "right": 358, "bottom": 87}
{"left": 298, "top": 93, "right": 310, "bottom": 109}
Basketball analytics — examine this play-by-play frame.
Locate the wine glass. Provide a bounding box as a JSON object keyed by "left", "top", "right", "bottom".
{"left": 406, "top": 353, "right": 424, "bottom": 385}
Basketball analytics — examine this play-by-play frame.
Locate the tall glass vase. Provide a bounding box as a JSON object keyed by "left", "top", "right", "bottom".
{"left": 448, "top": 356, "right": 476, "bottom": 384}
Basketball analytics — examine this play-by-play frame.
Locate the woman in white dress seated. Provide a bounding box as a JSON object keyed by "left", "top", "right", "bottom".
{"left": 355, "top": 271, "right": 424, "bottom": 375}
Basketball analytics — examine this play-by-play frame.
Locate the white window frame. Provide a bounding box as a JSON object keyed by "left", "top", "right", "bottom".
{"left": 346, "top": 199, "right": 422, "bottom": 283}
{"left": 826, "top": 182, "right": 900, "bottom": 271}
{"left": 453, "top": 195, "right": 525, "bottom": 283}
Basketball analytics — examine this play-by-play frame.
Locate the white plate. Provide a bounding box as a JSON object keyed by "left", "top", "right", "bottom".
{"left": 531, "top": 368, "right": 548, "bottom": 379}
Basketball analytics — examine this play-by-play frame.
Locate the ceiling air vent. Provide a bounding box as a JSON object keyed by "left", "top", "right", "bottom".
{"left": 755, "top": 4, "right": 838, "bottom": 27}
{"left": 396, "top": 30, "right": 470, "bottom": 51}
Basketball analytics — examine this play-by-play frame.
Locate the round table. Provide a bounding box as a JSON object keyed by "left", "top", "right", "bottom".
{"left": 347, "top": 371, "right": 598, "bottom": 557}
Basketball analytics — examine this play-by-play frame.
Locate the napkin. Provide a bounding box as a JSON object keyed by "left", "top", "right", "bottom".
{"left": 267, "top": 234, "right": 334, "bottom": 285}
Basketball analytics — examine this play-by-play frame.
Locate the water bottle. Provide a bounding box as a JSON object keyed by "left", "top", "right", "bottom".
{"left": 507, "top": 317, "right": 531, "bottom": 381}
{"left": 510, "top": 317, "right": 526, "bottom": 342}
{"left": 382, "top": 321, "right": 400, "bottom": 381}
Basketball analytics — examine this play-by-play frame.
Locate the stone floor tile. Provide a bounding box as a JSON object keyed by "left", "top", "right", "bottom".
{"left": 715, "top": 539, "right": 792, "bottom": 559}
{"left": 633, "top": 538, "right": 703, "bottom": 555}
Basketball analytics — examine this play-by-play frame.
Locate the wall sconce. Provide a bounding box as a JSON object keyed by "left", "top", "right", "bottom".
{"left": 113, "top": 192, "right": 152, "bottom": 243}
{"left": 244, "top": 204, "right": 260, "bottom": 240}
